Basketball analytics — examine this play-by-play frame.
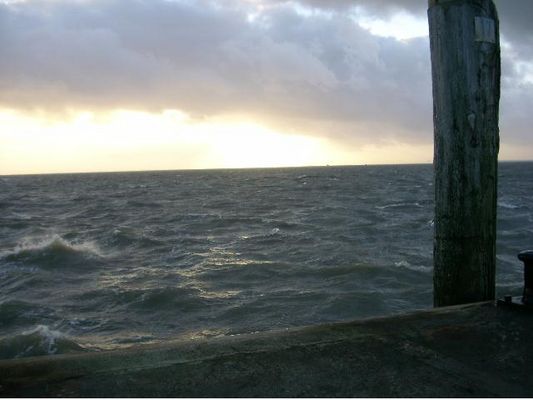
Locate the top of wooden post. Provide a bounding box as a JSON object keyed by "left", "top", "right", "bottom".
{"left": 428, "top": 0, "right": 473, "bottom": 8}
{"left": 428, "top": 0, "right": 456, "bottom": 5}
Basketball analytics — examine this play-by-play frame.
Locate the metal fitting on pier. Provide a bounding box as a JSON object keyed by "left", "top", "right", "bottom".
{"left": 518, "top": 251, "right": 533, "bottom": 305}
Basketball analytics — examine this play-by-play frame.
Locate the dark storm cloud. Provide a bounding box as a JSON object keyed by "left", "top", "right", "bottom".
{"left": 254, "top": 0, "right": 533, "bottom": 147}
{"left": 275, "top": 0, "right": 533, "bottom": 61}
{"left": 0, "top": 0, "right": 531, "bottom": 147}
{"left": 495, "top": 0, "right": 533, "bottom": 57}
{"left": 258, "top": 0, "right": 423, "bottom": 15}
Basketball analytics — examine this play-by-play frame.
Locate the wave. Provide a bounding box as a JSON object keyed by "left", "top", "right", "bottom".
{"left": 0, "top": 325, "right": 87, "bottom": 360}
{"left": 394, "top": 260, "right": 431, "bottom": 273}
{"left": 498, "top": 201, "right": 519, "bottom": 210}
{"left": 74, "top": 286, "right": 213, "bottom": 313}
{"left": 107, "top": 227, "right": 164, "bottom": 249}
{"left": 111, "top": 334, "right": 156, "bottom": 345}
{"left": 238, "top": 227, "right": 291, "bottom": 245}
{"left": 9, "top": 212, "right": 34, "bottom": 220}
{"left": 3, "top": 235, "right": 105, "bottom": 270}
{"left": 134, "top": 286, "right": 209, "bottom": 311}
{"left": 0, "top": 300, "right": 52, "bottom": 328}
{"left": 375, "top": 202, "right": 422, "bottom": 210}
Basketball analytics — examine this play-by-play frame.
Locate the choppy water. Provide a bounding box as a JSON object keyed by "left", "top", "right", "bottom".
{"left": 0, "top": 163, "right": 531, "bottom": 359}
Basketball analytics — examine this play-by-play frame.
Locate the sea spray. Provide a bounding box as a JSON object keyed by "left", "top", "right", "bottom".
{"left": 3, "top": 234, "right": 106, "bottom": 271}
{"left": 0, "top": 325, "right": 86, "bottom": 359}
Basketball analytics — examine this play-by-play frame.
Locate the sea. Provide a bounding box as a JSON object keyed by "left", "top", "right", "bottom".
{"left": 1, "top": 162, "right": 532, "bottom": 360}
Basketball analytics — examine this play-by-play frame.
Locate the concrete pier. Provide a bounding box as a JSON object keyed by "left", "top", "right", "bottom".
{"left": 1, "top": 302, "right": 532, "bottom": 397}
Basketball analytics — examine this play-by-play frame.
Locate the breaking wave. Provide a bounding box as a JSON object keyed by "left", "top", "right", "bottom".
{"left": 0, "top": 325, "right": 87, "bottom": 359}
{"left": 3, "top": 235, "right": 105, "bottom": 270}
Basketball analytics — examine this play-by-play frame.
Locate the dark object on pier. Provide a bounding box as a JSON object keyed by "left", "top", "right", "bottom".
{"left": 497, "top": 251, "right": 533, "bottom": 309}
{"left": 519, "top": 251, "right": 533, "bottom": 305}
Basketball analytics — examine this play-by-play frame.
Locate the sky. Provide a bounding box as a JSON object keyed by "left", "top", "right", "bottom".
{"left": 0, "top": 0, "right": 532, "bottom": 175}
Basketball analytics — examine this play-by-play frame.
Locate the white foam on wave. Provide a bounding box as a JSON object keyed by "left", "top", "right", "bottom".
{"left": 21, "top": 325, "right": 65, "bottom": 355}
{"left": 394, "top": 260, "right": 411, "bottom": 268}
{"left": 6, "top": 234, "right": 106, "bottom": 259}
{"left": 394, "top": 260, "right": 431, "bottom": 273}
{"left": 498, "top": 201, "right": 519, "bottom": 209}
{"left": 376, "top": 202, "right": 422, "bottom": 210}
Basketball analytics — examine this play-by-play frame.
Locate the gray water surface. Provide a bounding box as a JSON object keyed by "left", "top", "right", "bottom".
{"left": 0, "top": 163, "right": 531, "bottom": 359}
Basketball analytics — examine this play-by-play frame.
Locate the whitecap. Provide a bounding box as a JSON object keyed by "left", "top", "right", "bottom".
{"left": 394, "top": 260, "right": 411, "bottom": 268}
{"left": 11, "top": 234, "right": 105, "bottom": 258}
{"left": 376, "top": 202, "right": 422, "bottom": 210}
{"left": 498, "top": 201, "right": 519, "bottom": 209}
{"left": 0, "top": 324, "right": 86, "bottom": 359}
{"left": 21, "top": 325, "right": 65, "bottom": 355}
{"left": 394, "top": 260, "right": 431, "bottom": 273}
{"left": 1, "top": 235, "right": 108, "bottom": 271}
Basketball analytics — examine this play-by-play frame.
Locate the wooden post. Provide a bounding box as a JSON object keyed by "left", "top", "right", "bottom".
{"left": 428, "top": 0, "right": 500, "bottom": 307}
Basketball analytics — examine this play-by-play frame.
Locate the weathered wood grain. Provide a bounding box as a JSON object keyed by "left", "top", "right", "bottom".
{"left": 428, "top": 0, "right": 500, "bottom": 306}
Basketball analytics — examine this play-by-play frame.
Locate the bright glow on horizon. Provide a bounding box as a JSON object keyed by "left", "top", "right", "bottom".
{"left": 0, "top": 108, "right": 442, "bottom": 176}
{"left": 0, "top": 108, "right": 363, "bottom": 175}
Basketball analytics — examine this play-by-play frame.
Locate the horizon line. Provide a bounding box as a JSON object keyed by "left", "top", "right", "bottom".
{"left": 2, "top": 159, "right": 532, "bottom": 177}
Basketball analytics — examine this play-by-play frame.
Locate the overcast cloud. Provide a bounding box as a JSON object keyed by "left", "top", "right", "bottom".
{"left": 0, "top": 0, "right": 532, "bottom": 147}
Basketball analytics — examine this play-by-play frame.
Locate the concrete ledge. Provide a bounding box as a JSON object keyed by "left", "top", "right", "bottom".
{"left": 1, "top": 302, "right": 532, "bottom": 397}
